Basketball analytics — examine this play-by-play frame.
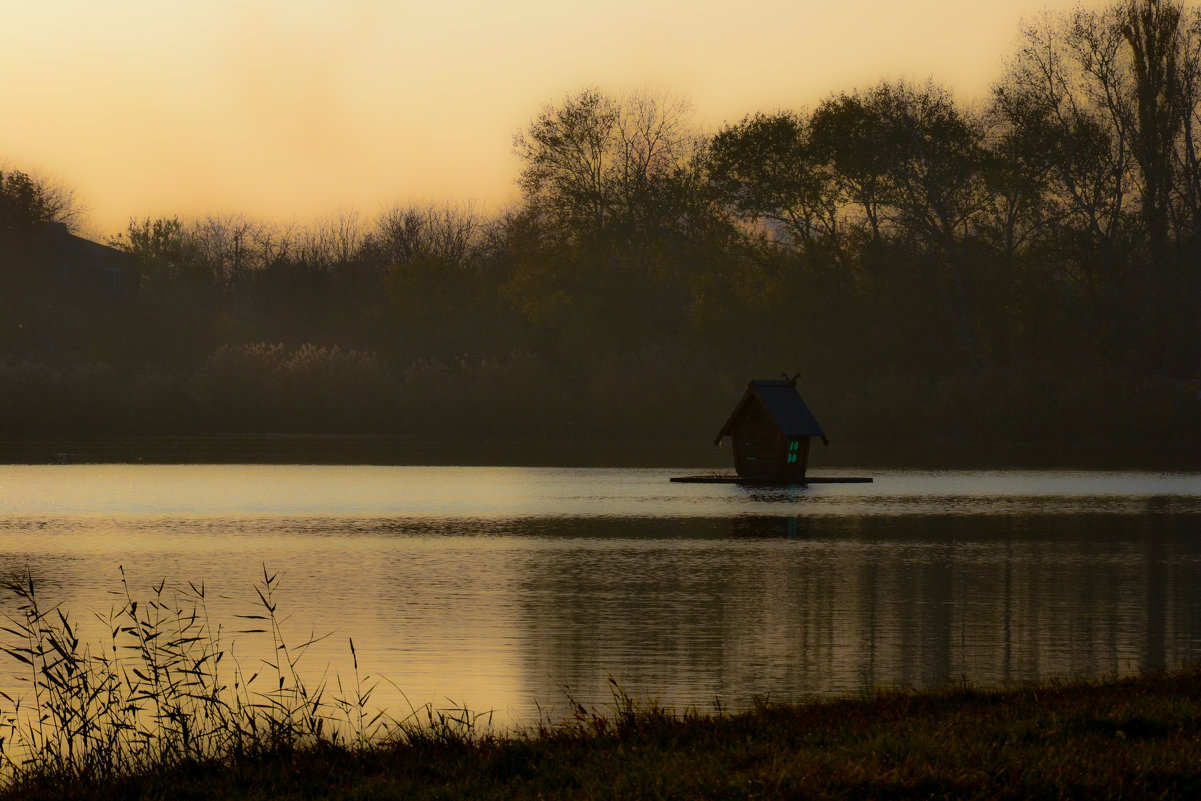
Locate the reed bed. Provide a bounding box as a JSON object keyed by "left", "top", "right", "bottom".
{"left": 0, "top": 566, "right": 487, "bottom": 796}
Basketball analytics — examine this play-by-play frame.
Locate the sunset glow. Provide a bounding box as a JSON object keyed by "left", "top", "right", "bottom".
{"left": 4, "top": 0, "right": 1107, "bottom": 235}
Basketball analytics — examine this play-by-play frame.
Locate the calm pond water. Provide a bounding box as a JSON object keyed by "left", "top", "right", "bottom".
{"left": 0, "top": 465, "right": 1199, "bottom": 728}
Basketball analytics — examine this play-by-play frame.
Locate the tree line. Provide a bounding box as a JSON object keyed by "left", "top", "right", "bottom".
{"left": 1, "top": 0, "right": 1199, "bottom": 454}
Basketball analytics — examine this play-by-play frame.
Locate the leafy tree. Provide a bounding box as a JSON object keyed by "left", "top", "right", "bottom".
{"left": 808, "top": 93, "right": 895, "bottom": 242}
{"left": 111, "top": 217, "right": 224, "bottom": 364}
{"left": 992, "top": 1, "right": 1201, "bottom": 373}
{"left": 1122, "top": 0, "right": 1186, "bottom": 264}
{"left": 514, "top": 88, "right": 700, "bottom": 244}
{"left": 115, "top": 217, "right": 203, "bottom": 294}
{"left": 812, "top": 82, "right": 993, "bottom": 365}
{"left": 368, "top": 203, "right": 508, "bottom": 362}
{"left": 0, "top": 169, "right": 79, "bottom": 237}
{"left": 707, "top": 112, "right": 843, "bottom": 258}
{"left": 0, "top": 170, "right": 84, "bottom": 354}
{"left": 514, "top": 88, "right": 619, "bottom": 239}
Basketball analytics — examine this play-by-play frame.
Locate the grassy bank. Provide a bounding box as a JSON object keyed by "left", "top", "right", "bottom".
{"left": 6, "top": 669, "right": 1201, "bottom": 799}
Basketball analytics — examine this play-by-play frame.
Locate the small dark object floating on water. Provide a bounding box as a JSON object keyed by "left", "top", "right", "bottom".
{"left": 670, "top": 475, "right": 872, "bottom": 484}
{"left": 672, "top": 374, "right": 872, "bottom": 486}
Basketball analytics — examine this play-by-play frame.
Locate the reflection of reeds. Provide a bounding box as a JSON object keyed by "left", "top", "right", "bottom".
{"left": 0, "top": 565, "right": 486, "bottom": 790}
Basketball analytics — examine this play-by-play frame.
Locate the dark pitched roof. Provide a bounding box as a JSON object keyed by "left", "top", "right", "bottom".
{"left": 34, "top": 222, "right": 138, "bottom": 297}
{"left": 40, "top": 222, "right": 134, "bottom": 271}
{"left": 714, "top": 379, "right": 827, "bottom": 445}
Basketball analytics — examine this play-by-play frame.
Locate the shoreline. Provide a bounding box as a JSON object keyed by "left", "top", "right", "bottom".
{"left": 6, "top": 667, "right": 1201, "bottom": 799}
{"left": 1, "top": 434, "right": 1197, "bottom": 470}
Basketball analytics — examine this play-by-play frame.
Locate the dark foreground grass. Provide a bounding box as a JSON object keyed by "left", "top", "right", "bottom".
{"left": 4, "top": 668, "right": 1201, "bottom": 800}
{"left": 2, "top": 570, "right": 1200, "bottom": 800}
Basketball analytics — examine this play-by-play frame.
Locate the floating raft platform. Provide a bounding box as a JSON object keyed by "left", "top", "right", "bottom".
{"left": 670, "top": 475, "right": 872, "bottom": 485}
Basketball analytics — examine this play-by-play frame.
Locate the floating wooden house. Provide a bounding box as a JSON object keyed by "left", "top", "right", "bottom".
{"left": 713, "top": 377, "right": 829, "bottom": 482}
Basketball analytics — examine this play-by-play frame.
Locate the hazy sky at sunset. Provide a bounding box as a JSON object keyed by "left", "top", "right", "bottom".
{"left": 2, "top": 0, "right": 1108, "bottom": 236}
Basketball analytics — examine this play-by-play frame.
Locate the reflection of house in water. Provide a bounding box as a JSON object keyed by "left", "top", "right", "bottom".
{"left": 730, "top": 516, "right": 811, "bottom": 539}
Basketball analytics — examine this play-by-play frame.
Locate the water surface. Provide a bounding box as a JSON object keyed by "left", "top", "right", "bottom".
{"left": 0, "top": 466, "right": 1198, "bottom": 726}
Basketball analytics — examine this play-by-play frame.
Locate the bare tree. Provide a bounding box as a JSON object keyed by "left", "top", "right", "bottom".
{"left": 294, "top": 208, "right": 366, "bottom": 270}
{"left": 372, "top": 202, "right": 482, "bottom": 269}
{"left": 993, "top": 9, "right": 1139, "bottom": 314}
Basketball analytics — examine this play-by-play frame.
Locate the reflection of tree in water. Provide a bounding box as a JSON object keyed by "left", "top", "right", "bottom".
{"left": 513, "top": 517, "right": 945, "bottom": 712}
{"left": 513, "top": 514, "right": 1201, "bottom": 714}
{"left": 513, "top": 533, "right": 737, "bottom": 712}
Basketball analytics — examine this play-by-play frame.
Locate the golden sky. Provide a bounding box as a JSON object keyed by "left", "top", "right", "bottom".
{"left": 2, "top": 0, "right": 1106, "bottom": 236}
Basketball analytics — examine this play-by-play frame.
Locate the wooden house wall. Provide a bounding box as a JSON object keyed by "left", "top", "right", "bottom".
{"left": 790, "top": 436, "right": 811, "bottom": 479}
{"left": 729, "top": 394, "right": 812, "bottom": 481}
{"left": 730, "top": 397, "right": 779, "bottom": 478}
